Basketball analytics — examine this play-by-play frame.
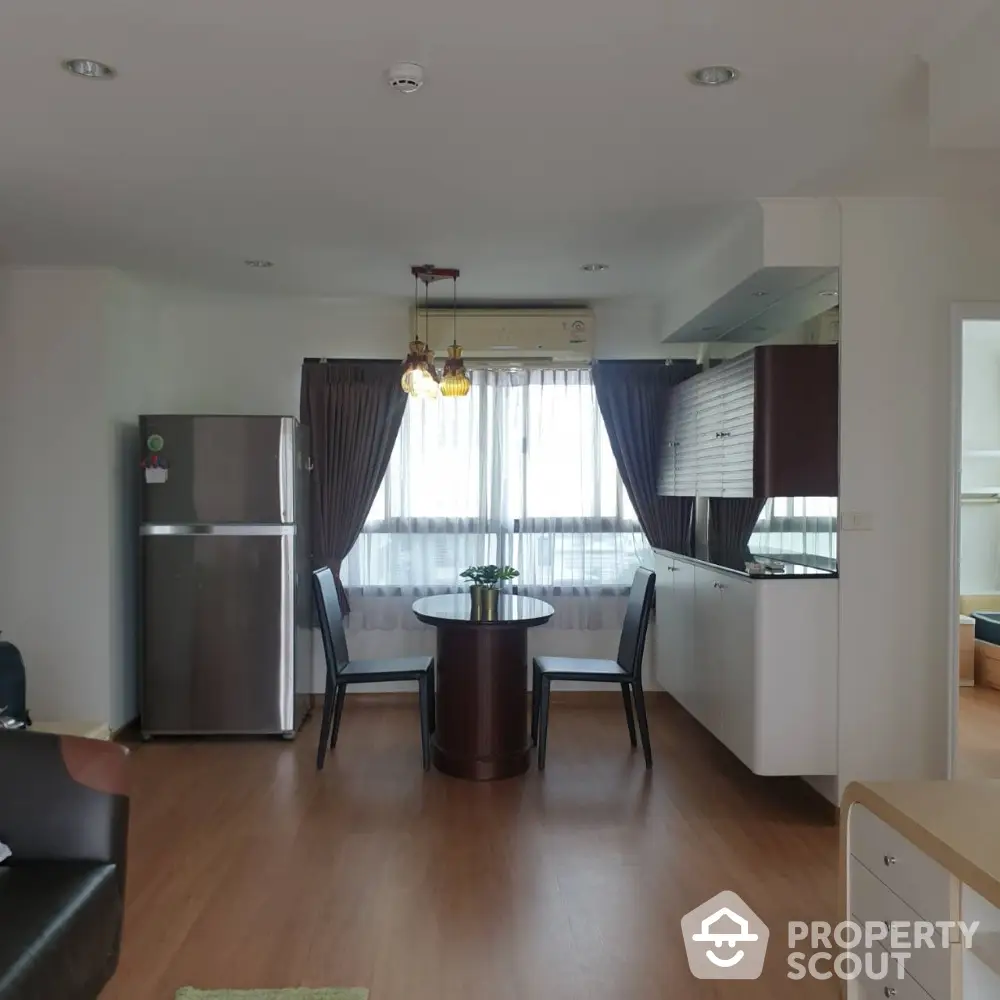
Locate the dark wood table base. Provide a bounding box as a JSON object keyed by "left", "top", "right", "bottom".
{"left": 431, "top": 623, "right": 532, "bottom": 781}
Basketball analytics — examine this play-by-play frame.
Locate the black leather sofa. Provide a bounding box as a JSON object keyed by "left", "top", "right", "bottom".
{"left": 0, "top": 730, "right": 130, "bottom": 1000}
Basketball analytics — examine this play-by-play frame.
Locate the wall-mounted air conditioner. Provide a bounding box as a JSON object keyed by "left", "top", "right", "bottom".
{"left": 413, "top": 308, "right": 594, "bottom": 359}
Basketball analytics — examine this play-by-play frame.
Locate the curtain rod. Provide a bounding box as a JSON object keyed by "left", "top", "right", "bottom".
{"left": 463, "top": 358, "right": 592, "bottom": 370}
{"left": 302, "top": 357, "right": 405, "bottom": 364}
{"left": 302, "top": 357, "right": 593, "bottom": 370}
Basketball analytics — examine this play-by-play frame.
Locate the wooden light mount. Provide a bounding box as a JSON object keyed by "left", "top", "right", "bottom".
{"left": 411, "top": 264, "right": 460, "bottom": 285}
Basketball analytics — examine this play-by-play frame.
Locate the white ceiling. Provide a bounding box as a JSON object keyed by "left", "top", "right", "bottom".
{"left": 0, "top": 0, "right": 995, "bottom": 299}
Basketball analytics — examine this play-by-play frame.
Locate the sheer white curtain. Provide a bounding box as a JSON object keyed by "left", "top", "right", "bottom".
{"left": 341, "top": 366, "right": 648, "bottom": 631}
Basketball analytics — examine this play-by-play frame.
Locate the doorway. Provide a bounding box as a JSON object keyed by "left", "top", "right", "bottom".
{"left": 951, "top": 307, "right": 1000, "bottom": 777}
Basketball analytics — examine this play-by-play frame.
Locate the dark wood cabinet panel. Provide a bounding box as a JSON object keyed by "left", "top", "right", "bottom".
{"left": 657, "top": 344, "right": 838, "bottom": 498}
{"left": 754, "top": 344, "right": 839, "bottom": 497}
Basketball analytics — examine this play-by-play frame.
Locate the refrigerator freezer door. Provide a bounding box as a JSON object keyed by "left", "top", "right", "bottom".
{"left": 140, "top": 526, "right": 297, "bottom": 735}
{"left": 139, "top": 416, "right": 298, "bottom": 525}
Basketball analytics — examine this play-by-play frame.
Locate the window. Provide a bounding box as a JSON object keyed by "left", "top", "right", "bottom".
{"left": 750, "top": 496, "right": 838, "bottom": 569}
{"left": 341, "top": 366, "right": 647, "bottom": 595}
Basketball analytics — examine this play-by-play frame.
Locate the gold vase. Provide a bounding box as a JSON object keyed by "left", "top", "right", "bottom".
{"left": 470, "top": 585, "right": 484, "bottom": 619}
{"left": 469, "top": 585, "right": 500, "bottom": 620}
{"left": 481, "top": 586, "right": 499, "bottom": 619}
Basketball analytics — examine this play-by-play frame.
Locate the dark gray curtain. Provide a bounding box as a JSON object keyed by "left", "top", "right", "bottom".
{"left": 592, "top": 359, "right": 700, "bottom": 554}
{"left": 708, "top": 497, "right": 767, "bottom": 562}
{"left": 300, "top": 360, "right": 407, "bottom": 613}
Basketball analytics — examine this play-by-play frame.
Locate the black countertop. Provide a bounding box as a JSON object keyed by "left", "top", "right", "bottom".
{"left": 653, "top": 548, "right": 838, "bottom": 580}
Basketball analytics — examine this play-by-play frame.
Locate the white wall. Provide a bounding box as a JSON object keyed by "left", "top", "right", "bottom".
{"left": 838, "top": 198, "right": 1000, "bottom": 795}
{"left": 0, "top": 275, "right": 424, "bottom": 724}
{"left": 928, "top": 3, "right": 1000, "bottom": 150}
{"left": 959, "top": 321, "right": 1000, "bottom": 594}
{"left": 0, "top": 268, "right": 117, "bottom": 724}
{"left": 106, "top": 271, "right": 157, "bottom": 726}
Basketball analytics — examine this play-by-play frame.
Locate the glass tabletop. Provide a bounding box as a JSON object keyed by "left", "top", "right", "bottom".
{"left": 412, "top": 593, "right": 555, "bottom": 627}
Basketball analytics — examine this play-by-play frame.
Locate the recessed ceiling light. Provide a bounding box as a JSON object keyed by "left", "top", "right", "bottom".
{"left": 751, "top": 290, "right": 769, "bottom": 297}
{"left": 62, "top": 58, "right": 117, "bottom": 79}
{"left": 581, "top": 263, "right": 610, "bottom": 272}
{"left": 819, "top": 290, "right": 839, "bottom": 298}
{"left": 244, "top": 259, "right": 274, "bottom": 268}
{"left": 688, "top": 65, "right": 740, "bottom": 87}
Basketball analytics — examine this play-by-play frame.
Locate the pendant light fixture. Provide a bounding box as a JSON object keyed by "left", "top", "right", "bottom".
{"left": 401, "top": 269, "right": 440, "bottom": 399}
{"left": 401, "top": 265, "right": 465, "bottom": 399}
{"left": 439, "top": 270, "right": 470, "bottom": 398}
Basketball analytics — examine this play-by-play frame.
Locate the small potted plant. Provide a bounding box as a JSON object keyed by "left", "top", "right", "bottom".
{"left": 460, "top": 564, "right": 519, "bottom": 618}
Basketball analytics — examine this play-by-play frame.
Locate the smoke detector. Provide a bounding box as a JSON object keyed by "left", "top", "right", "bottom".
{"left": 386, "top": 63, "right": 425, "bottom": 94}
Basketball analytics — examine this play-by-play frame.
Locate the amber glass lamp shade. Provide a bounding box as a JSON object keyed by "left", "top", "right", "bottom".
{"left": 440, "top": 344, "right": 471, "bottom": 397}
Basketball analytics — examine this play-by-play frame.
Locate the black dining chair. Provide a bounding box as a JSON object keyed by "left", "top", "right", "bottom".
{"left": 312, "top": 567, "right": 435, "bottom": 771}
{"left": 531, "top": 567, "right": 656, "bottom": 770}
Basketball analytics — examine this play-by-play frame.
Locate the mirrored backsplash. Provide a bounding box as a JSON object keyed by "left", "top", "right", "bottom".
{"left": 749, "top": 496, "right": 838, "bottom": 573}
{"left": 684, "top": 495, "right": 839, "bottom": 575}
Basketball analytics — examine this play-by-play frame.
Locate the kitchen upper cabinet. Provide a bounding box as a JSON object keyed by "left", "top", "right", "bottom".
{"left": 718, "top": 355, "right": 755, "bottom": 495}
{"left": 658, "top": 344, "right": 838, "bottom": 498}
{"left": 664, "top": 377, "right": 700, "bottom": 495}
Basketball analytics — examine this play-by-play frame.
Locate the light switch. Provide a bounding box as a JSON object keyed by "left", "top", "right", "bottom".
{"left": 840, "top": 511, "right": 874, "bottom": 531}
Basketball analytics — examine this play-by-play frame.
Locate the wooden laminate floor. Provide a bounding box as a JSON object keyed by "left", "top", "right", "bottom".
{"left": 102, "top": 696, "right": 839, "bottom": 1000}
{"left": 956, "top": 685, "right": 1000, "bottom": 777}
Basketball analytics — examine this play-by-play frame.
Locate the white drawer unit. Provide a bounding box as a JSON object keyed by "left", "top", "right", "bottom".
{"left": 850, "top": 858, "right": 955, "bottom": 1000}
{"left": 843, "top": 783, "right": 1000, "bottom": 1000}
{"left": 850, "top": 806, "right": 955, "bottom": 923}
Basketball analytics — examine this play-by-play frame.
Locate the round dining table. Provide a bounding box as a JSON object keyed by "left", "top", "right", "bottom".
{"left": 412, "top": 593, "right": 554, "bottom": 780}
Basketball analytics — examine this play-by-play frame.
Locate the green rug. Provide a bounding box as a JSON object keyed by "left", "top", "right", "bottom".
{"left": 176, "top": 991, "right": 368, "bottom": 1000}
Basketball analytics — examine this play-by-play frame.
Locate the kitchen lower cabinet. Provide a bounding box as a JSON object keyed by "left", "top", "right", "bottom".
{"left": 693, "top": 560, "right": 724, "bottom": 734}
{"left": 653, "top": 550, "right": 837, "bottom": 776}
{"left": 720, "top": 572, "right": 756, "bottom": 767}
{"left": 654, "top": 556, "right": 695, "bottom": 714}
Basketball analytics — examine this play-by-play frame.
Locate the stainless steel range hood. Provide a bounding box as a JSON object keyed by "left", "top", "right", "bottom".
{"left": 658, "top": 199, "right": 841, "bottom": 345}
{"left": 665, "top": 267, "right": 838, "bottom": 344}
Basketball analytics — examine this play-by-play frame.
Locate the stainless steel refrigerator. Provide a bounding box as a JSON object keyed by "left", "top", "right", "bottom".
{"left": 139, "top": 415, "right": 312, "bottom": 738}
